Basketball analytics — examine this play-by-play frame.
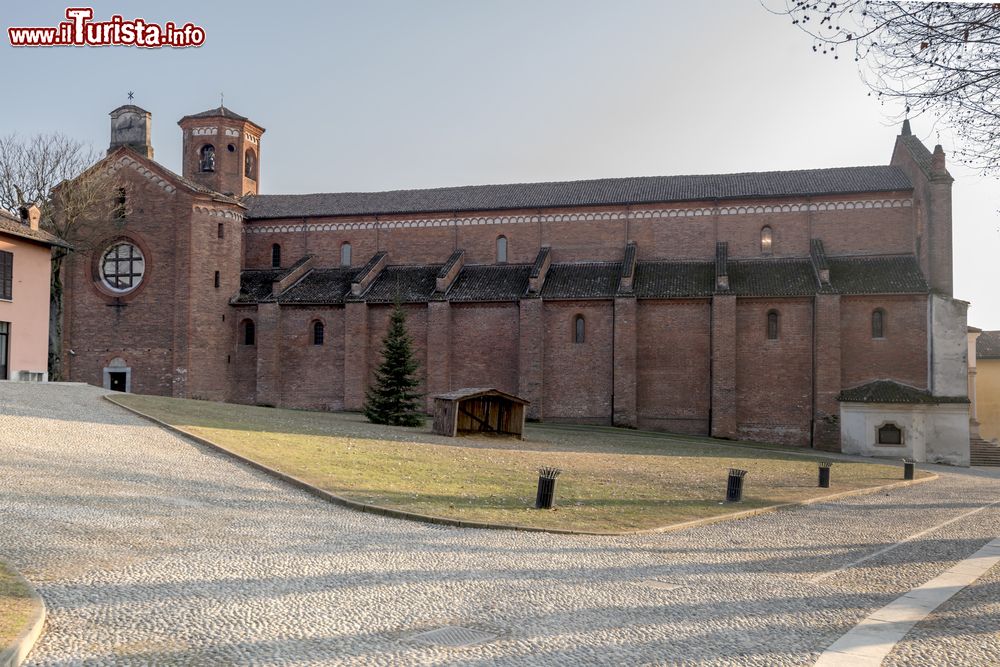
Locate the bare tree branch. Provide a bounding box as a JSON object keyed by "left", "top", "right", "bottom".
{"left": 772, "top": 1, "right": 1000, "bottom": 174}
{"left": 0, "top": 132, "right": 134, "bottom": 379}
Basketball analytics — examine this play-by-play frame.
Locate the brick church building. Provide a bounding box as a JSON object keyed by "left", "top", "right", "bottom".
{"left": 59, "top": 104, "right": 972, "bottom": 461}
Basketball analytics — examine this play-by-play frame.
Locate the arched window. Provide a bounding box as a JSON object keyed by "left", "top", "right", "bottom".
{"left": 766, "top": 310, "right": 779, "bottom": 340}
{"left": 872, "top": 308, "right": 886, "bottom": 339}
{"left": 200, "top": 144, "right": 215, "bottom": 172}
{"left": 574, "top": 315, "right": 585, "bottom": 344}
{"left": 312, "top": 320, "right": 325, "bottom": 346}
{"left": 760, "top": 226, "right": 773, "bottom": 255}
{"left": 245, "top": 149, "right": 256, "bottom": 179}
{"left": 241, "top": 320, "right": 256, "bottom": 346}
{"left": 496, "top": 235, "right": 508, "bottom": 263}
{"left": 340, "top": 242, "right": 352, "bottom": 267}
{"left": 271, "top": 243, "right": 281, "bottom": 268}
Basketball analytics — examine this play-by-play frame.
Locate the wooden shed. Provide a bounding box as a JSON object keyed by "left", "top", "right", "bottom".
{"left": 432, "top": 388, "right": 530, "bottom": 439}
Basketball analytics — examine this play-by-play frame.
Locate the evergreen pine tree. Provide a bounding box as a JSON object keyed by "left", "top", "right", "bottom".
{"left": 363, "top": 304, "right": 424, "bottom": 426}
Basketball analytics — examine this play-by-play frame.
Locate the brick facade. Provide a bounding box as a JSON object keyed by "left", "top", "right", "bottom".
{"left": 60, "top": 105, "right": 958, "bottom": 449}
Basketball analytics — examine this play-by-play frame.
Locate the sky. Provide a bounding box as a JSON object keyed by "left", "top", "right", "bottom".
{"left": 2, "top": 1, "right": 997, "bottom": 327}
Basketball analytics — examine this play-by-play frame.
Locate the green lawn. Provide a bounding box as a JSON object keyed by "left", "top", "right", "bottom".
{"left": 115, "top": 394, "right": 925, "bottom": 533}
{"left": 0, "top": 562, "right": 36, "bottom": 651}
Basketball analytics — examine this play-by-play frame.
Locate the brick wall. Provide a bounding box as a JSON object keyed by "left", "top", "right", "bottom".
{"left": 840, "top": 294, "right": 928, "bottom": 390}
{"left": 542, "top": 300, "right": 614, "bottom": 422}
{"left": 637, "top": 300, "right": 712, "bottom": 434}
{"left": 735, "top": 298, "right": 814, "bottom": 445}
{"left": 62, "top": 164, "right": 193, "bottom": 395}
{"left": 276, "top": 306, "right": 346, "bottom": 410}
{"left": 450, "top": 302, "right": 520, "bottom": 395}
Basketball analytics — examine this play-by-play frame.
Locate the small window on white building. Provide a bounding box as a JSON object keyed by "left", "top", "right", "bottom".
{"left": 877, "top": 423, "right": 903, "bottom": 445}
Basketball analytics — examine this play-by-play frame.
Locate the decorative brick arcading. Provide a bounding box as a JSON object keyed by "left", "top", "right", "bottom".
{"left": 108, "top": 156, "right": 177, "bottom": 194}
{"left": 244, "top": 198, "right": 913, "bottom": 234}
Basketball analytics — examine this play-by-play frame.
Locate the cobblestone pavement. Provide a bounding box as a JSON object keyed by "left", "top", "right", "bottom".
{"left": 0, "top": 383, "right": 997, "bottom": 666}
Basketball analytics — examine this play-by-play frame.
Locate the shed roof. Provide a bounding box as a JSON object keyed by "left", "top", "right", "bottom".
{"left": 433, "top": 387, "right": 530, "bottom": 404}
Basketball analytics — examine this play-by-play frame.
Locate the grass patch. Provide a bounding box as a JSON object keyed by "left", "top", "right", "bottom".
{"left": 116, "top": 394, "right": 926, "bottom": 533}
{"left": 0, "top": 561, "right": 36, "bottom": 650}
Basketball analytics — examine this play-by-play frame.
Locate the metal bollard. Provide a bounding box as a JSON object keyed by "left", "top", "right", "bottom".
{"left": 903, "top": 459, "right": 915, "bottom": 481}
{"left": 535, "top": 466, "right": 562, "bottom": 509}
{"left": 818, "top": 462, "right": 833, "bottom": 488}
{"left": 726, "top": 468, "right": 748, "bottom": 502}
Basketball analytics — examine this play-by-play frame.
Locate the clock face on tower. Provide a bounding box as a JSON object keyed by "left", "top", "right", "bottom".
{"left": 114, "top": 112, "right": 144, "bottom": 144}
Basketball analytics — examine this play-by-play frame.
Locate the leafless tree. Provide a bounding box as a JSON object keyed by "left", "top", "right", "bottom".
{"left": 0, "top": 133, "right": 132, "bottom": 378}
{"left": 773, "top": 1, "right": 1000, "bottom": 173}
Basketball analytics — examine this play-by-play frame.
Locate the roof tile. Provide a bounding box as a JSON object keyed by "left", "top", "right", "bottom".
{"left": 977, "top": 331, "right": 1000, "bottom": 359}
{"left": 448, "top": 264, "right": 531, "bottom": 302}
{"left": 244, "top": 165, "right": 912, "bottom": 219}
{"left": 541, "top": 262, "right": 622, "bottom": 299}
{"left": 633, "top": 261, "right": 716, "bottom": 298}
{"left": 838, "top": 380, "right": 967, "bottom": 404}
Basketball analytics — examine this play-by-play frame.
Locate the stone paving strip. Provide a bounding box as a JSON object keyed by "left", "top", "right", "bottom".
{"left": 814, "top": 538, "right": 1000, "bottom": 666}
{"left": 1, "top": 383, "right": 999, "bottom": 666}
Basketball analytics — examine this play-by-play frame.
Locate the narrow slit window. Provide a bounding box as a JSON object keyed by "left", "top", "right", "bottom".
{"left": 242, "top": 320, "right": 256, "bottom": 346}
{"left": 761, "top": 226, "right": 773, "bottom": 255}
{"left": 271, "top": 243, "right": 281, "bottom": 268}
{"left": 340, "top": 242, "right": 352, "bottom": 267}
{"left": 313, "top": 320, "right": 325, "bottom": 346}
{"left": 872, "top": 309, "right": 886, "bottom": 339}
{"left": 214, "top": 271, "right": 220, "bottom": 289}
{"left": 113, "top": 188, "right": 127, "bottom": 220}
{"left": 767, "top": 310, "right": 779, "bottom": 340}
{"left": 245, "top": 149, "right": 257, "bottom": 179}
{"left": 496, "top": 235, "right": 508, "bottom": 263}
{"left": 217, "top": 222, "right": 224, "bottom": 239}
{"left": 0, "top": 251, "right": 12, "bottom": 300}
{"left": 574, "top": 315, "right": 585, "bottom": 344}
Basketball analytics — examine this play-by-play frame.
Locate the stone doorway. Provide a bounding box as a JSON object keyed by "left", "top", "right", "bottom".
{"left": 103, "top": 357, "right": 131, "bottom": 393}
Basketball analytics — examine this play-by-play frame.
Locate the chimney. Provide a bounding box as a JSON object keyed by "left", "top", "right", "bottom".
{"left": 932, "top": 144, "right": 947, "bottom": 176}
{"left": 18, "top": 204, "right": 40, "bottom": 231}
{"left": 109, "top": 105, "right": 154, "bottom": 159}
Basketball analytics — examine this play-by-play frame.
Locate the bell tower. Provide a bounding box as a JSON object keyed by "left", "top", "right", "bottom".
{"left": 109, "top": 105, "right": 153, "bottom": 159}
{"left": 178, "top": 106, "right": 265, "bottom": 197}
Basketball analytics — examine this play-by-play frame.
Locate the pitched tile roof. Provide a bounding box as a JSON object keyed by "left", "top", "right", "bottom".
{"left": 633, "top": 261, "right": 716, "bottom": 298}
{"left": 977, "top": 331, "right": 1000, "bottom": 359}
{"left": 827, "top": 255, "right": 928, "bottom": 294}
{"left": 233, "top": 269, "right": 283, "bottom": 304}
{"left": 728, "top": 259, "right": 818, "bottom": 297}
{"left": 0, "top": 211, "right": 69, "bottom": 248}
{"left": 362, "top": 265, "right": 441, "bottom": 303}
{"left": 447, "top": 264, "right": 531, "bottom": 302}
{"left": 838, "top": 380, "right": 968, "bottom": 404}
{"left": 180, "top": 106, "right": 249, "bottom": 121}
{"left": 278, "top": 268, "right": 356, "bottom": 304}
{"left": 243, "top": 165, "right": 912, "bottom": 219}
{"left": 541, "top": 262, "right": 622, "bottom": 299}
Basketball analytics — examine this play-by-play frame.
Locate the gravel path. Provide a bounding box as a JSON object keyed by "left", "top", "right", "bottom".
{"left": 0, "top": 383, "right": 997, "bottom": 666}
